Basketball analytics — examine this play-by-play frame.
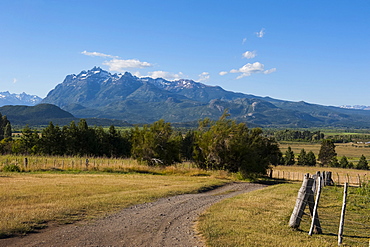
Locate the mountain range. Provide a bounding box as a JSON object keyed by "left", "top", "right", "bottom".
{"left": 0, "top": 91, "right": 42, "bottom": 107}
{"left": 39, "top": 67, "right": 370, "bottom": 128}
{"left": 2, "top": 67, "right": 370, "bottom": 128}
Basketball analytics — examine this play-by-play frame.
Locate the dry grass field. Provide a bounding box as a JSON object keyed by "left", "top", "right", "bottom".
{"left": 279, "top": 142, "right": 370, "bottom": 161}
{"left": 0, "top": 171, "right": 229, "bottom": 238}
{"left": 198, "top": 182, "right": 370, "bottom": 247}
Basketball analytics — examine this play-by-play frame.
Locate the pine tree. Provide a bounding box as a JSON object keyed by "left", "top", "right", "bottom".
{"left": 297, "top": 149, "right": 307, "bottom": 166}
{"left": 318, "top": 139, "right": 337, "bottom": 166}
{"left": 339, "top": 156, "right": 349, "bottom": 168}
{"left": 284, "top": 146, "right": 295, "bottom": 166}
{"left": 306, "top": 151, "right": 316, "bottom": 166}
{"left": 357, "top": 155, "right": 369, "bottom": 170}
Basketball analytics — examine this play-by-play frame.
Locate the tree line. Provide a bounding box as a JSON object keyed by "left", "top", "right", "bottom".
{"left": 271, "top": 129, "right": 324, "bottom": 142}
{"left": 282, "top": 139, "right": 369, "bottom": 170}
{"left": 0, "top": 113, "right": 282, "bottom": 177}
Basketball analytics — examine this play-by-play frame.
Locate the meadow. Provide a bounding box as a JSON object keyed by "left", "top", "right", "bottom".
{"left": 197, "top": 181, "right": 369, "bottom": 247}
{"left": 1, "top": 143, "right": 369, "bottom": 245}
{"left": 279, "top": 142, "right": 370, "bottom": 161}
{"left": 0, "top": 166, "right": 229, "bottom": 238}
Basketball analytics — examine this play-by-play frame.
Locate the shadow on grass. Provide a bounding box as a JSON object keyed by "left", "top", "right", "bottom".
{"left": 253, "top": 177, "right": 292, "bottom": 185}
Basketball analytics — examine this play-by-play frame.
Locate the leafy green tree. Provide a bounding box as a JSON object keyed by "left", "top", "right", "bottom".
{"left": 0, "top": 114, "right": 11, "bottom": 140}
{"left": 16, "top": 125, "right": 40, "bottom": 154}
{"left": 4, "top": 122, "right": 12, "bottom": 139}
{"left": 348, "top": 162, "right": 354, "bottom": 169}
{"left": 39, "top": 122, "right": 65, "bottom": 155}
{"left": 306, "top": 151, "right": 316, "bottom": 166}
{"left": 339, "top": 156, "right": 349, "bottom": 168}
{"left": 318, "top": 139, "right": 337, "bottom": 166}
{"left": 356, "top": 155, "right": 369, "bottom": 170}
{"left": 284, "top": 146, "right": 295, "bottom": 166}
{"left": 297, "top": 149, "right": 307, "bottom": 166}
{"left": 131, "top": 119, "right": 180, "bottom": 166}
{"left": 181, "top": 130, "right": 196, "bottom": 161}
{"left": 193, "top": 112, "right": 281, "bottom": 176}
{"left": 329, "top": 157, "right": 340, "bottom": 167}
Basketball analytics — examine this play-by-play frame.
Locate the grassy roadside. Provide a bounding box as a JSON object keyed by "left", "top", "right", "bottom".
{"left": 197, "top": 182, "right": 369, "bottom": 247}
{"left": 0, "top": 172, "right": 229, "bottom": 238}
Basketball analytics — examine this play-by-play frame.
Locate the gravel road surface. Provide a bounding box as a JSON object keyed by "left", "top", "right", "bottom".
{"left": 0, "top": 182, "right": 266, "bottom": 247}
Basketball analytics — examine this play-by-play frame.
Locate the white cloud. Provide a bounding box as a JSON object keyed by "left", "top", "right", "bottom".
{"left": 242, "top": 51, "right": 257, "bottom": 59}
{"left": 13, "top": 78, "right": 17, "bottom": 84}
{"left": 81, "top": 50, "right": 116, "bottom": 58}
{"left": 230, "top": 62, "right": 276, "bottom": 79}
{"left": 255, "top": 28, "right": 265, "bottom": 38}
{"left": 198, "top": 72, "right": 210, "bottom": 82}
{"left": 219, "top": 71, "right": 228, "bottom": 76}
{"left": 132, "top": 71, "right": 142, "bottom": 77}
{"left": 242, "top": 38, "right": 247, "bottom": 45}
{"left": 264, "top": 68, "right": 277, "bottom": 74}
{"left": 146, "top": 71, "right": 184, "bottom": 81}
{"left": 103, "top": 58, "right": 153, "bottom": 72}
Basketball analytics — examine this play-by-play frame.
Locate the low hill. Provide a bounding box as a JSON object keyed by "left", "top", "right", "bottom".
{"left": 0, "top": 104, "right": 77, "bottom": 126}
{"left": 0, "top": 104, "right": 132, "bottom": 127}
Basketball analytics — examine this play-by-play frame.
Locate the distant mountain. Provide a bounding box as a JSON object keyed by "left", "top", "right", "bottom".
{"left": 41, "top": 67, "right": 370, "bottom": 128}
{"left": 0, "top": 104, "right": 76, "bottom": 126}
{"left": 340, "top": 105, "right": 370, "bottom": 110}
{"left": 0, "top": 104, "right": 132, "bottom": 127}
{"left": 0, "top": 91, "right": 42, "bottom": 106}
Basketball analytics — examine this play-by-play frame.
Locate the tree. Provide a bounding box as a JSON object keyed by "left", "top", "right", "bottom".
{"left": 356, "top": 155, "right": 369, "bottom": 170}
{"left": 193, "top": 112, "right": 281, "bottom": 176}
{"left": 16, "top": 125, "right": 40, "bottom": 154}
{"left": 0, "top": 114, "right": 11, "bottom": 140}
{"left": 306, "top": 151, "right": 316, "bottom": 166}
{"left": 297, "top": 149, "right": 306, "bottom": 166}
{"left": 181, "top": 130, "right": 196, "bottom": 161}
{"left": 329, "top": 157, "right": 340, "bottom": 167}
{"left": 318, "top": 139, "right": 337, "bottom": 166}
{"left": 284, "top": 146, "right": 295, "bottom": 166}
{"left": 39, "top": 122, "right": 65, "bottom": 155}
{"left": 131, "top": 119, "right": 180, "bottom": 166}
{"left": 339, "top": 156, "right": 349, "bottom": 168}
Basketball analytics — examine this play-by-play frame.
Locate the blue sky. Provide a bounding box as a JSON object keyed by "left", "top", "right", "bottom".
{"left": 0, "top": 0, "right": 369, "bottom": 106}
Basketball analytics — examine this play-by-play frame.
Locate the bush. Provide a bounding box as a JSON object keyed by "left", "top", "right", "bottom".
{"left": 2, "top": 164, "right": 21, "bottom": 172}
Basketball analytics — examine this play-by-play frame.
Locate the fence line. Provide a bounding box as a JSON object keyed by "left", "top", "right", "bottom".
{"left": 289, "top": 172, "right": 369, "bottom": 246}
{"left": 271, "top": 170, "right": 367, "bottom": 187}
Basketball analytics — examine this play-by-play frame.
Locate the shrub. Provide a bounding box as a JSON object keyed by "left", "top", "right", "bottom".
{"left": 2, "top": 164, "right": 21, "bottom": 172}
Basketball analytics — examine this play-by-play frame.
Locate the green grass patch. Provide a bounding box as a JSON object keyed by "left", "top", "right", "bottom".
{"left": 198, "top": 183, "right": 369, "bottom": 247}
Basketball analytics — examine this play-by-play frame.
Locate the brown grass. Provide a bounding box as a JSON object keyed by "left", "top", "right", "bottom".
{"left": 0, "top": 172, "right": 229, "bottom": 238}
{"left": 279, "top": 142, "right": 370, "bottom": 160}
{"left": 198, "top": 182, "right": 369, "bottom": 247}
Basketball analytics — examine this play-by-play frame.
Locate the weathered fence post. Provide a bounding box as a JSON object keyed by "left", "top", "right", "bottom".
{"left": 338, "top": 183, "right": 348, "bottom": 246}
{"left": 289, "top": 174, "right": 314, "bottom": 229}
{"left": 23, "top": 158, "right": 28, "bottom": 169}
{"left": 357, "top": 174, "right": 361, "bottom": 187}
{"left": 324, "top": 171, "right": 334, "bottom": 186}
{"left": 309, "top": 176, "right": 322, "bottom": 235}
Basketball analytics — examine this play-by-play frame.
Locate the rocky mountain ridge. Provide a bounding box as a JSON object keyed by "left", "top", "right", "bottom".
{"left": 0, "top": 91, "right": 42, "bottom": 107}
{"left": 39, "top": 67, "right": 370, "bottom": 128}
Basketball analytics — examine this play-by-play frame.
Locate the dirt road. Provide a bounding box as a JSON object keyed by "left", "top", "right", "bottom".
{"left": 0, "top": 182, "right": 266, "bottom": 247}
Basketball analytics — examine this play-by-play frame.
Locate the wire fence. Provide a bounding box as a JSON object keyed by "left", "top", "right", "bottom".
{"left": 272, "top": 170, "right": 368, "bottom": 187}
{"left": 289, "top": 173, "right": 370, "bottom": 246}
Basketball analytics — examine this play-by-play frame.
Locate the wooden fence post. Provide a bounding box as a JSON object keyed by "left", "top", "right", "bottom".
{"left": 289, "top": 174, "right": 314, "bottom": 229}
{"left": 309, "top": 176, "right": 322, "bottom": 235}
{"left": 338, "top": 183, "right": 348, "bottom": 246}
{"left": 357, "top": 174, "right": 361, "bottom": 187}
{"left": 23, "top": 158, "right": 28, "bottom": 170}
